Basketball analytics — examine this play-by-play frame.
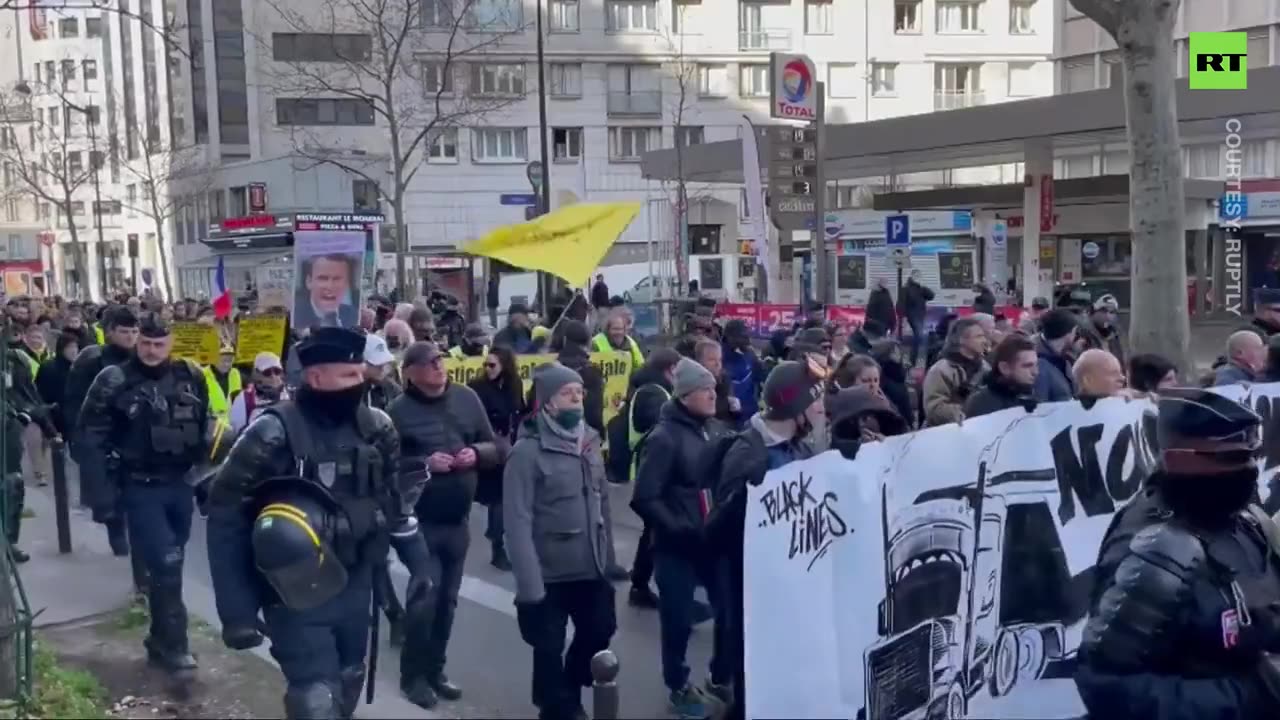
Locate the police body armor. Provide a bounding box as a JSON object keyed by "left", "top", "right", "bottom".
{"left": 112, "top": 360, "right": 206, "bottom": 479}
{"left": 251, "top": 401, "right": 388, "bottom": 611}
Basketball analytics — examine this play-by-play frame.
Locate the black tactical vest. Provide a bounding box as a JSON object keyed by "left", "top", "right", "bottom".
{"left": 113, "top": 359, "right": 205, "bottom": 475}
{"left": 262, "top": 401, "right": 387, "bottom": 568}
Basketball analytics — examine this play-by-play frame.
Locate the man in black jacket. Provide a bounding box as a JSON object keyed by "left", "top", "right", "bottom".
{"left": 64, "top": 305, "right": 139, "bottom": 558}
{"left": 899, "top": 270, "right": 934, "bottom": 366}
{"left": 389, "top": 341, "right": 500, "bottom": 709}
{"left": 631, "top": 358, "right": 729, "bottom": 717}
{"left": 964, "top": 334, "right": 1039, "bottom": 418}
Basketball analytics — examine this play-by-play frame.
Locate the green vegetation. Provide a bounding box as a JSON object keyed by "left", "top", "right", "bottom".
{"left": 0, "top": 640, "right": 109, "bottom": 719}
{"left": 117, "top": 603, "right": 150, "bottom": 631}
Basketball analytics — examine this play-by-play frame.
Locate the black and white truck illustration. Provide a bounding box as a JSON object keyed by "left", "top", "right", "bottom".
{"left": 860, "top": 465, "right": 1078, "bottom": 720}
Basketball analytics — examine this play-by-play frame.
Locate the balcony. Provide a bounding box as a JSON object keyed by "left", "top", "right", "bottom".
{"left": 738, "top": 28, "right": 791, "bottom": 51}
{"left": 934, "top": 91, "right": 986, "bottom": 110}
{"left": 607, "top": 91, "right": 662, "bottom": 116}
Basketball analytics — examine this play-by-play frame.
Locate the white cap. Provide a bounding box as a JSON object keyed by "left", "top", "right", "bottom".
{"left": 364, "top": 334, "right": 394, "bottom": 366}
{"left": 253, "top": 352, "right": 282, "bottom": 372}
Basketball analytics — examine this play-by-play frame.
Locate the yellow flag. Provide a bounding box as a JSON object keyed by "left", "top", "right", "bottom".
{"left": 462, "top": 202, "right": 641, "bottom": 288}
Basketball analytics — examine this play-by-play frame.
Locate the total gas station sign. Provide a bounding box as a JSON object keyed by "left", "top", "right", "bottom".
{"left": 769, "top": 53, "right": 818, "bottom": 121}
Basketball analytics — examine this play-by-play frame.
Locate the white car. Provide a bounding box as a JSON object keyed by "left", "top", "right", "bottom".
{"left": 624, "top": 275, "right": 683, "bottom": 304}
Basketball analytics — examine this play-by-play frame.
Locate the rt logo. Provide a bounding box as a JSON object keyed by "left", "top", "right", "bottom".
{"left": 1190, "top": 31, "right": 1247, "bottom": 90}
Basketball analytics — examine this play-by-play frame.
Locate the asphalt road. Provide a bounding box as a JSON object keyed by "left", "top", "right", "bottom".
{"left": 177, "top": 481, "right": 712, "bottom": 720}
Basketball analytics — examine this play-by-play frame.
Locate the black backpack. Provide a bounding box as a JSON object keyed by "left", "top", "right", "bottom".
{"left": 698, "top": 429, "right": 763, "bottom": 546}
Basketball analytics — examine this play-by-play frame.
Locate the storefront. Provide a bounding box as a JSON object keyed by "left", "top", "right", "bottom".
{"left": 825, "top": 210, "right": 976, "bottom": 306}
{"left": 1221, "top": 179, "right": 1280, "bottom": 312}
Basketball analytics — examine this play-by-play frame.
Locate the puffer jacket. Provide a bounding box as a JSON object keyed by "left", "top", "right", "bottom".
{"left": 503, "top": 411, "right": 612, "bottom": 603}
{"left": 631, "top": 400, "right": 713, "bottom": 555}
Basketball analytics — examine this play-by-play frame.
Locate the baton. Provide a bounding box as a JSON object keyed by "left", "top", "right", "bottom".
{"left": 367, "top": 567, "right": 380, "bottom": 704}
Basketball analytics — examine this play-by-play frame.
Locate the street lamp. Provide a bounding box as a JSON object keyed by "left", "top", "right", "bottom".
{"left": 533, "top": 0, "right": 554, "bottom": 312}
{"left": 14, "top": 81, "right": 109, "bottom": 301}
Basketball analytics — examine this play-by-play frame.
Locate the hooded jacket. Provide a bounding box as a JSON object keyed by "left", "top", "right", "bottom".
{"left": 631, "top": 400, "right": 713, "bottom": 555}
{"left": 964, "top": 371, "right": 1036, "bottom": 419}
{"left": 503, "top": 411, "right": 612, "bottom": 603}
{"left": 1033, "top": 335, "right": 1075, "bottom": 402}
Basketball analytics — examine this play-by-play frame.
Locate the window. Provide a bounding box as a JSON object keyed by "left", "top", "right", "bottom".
{"left": 4, "top": 203, "right": 17, "bottom": 223}
{"left": 126, "top": 185, "right": 138, "bottom": 216}
{"left": 422, "top": 62, "right": 454, "bottom": 95}
{"left": 32, "top": 63, "right": 40, "bottom": 85}
{"left": 872, "top": 63, "right": 897, "bottom": 96}
{"left": 43, "top": 61, "right": 54, "bottom": 87}
{"left": 1184, "top": 145, "right": 1220, "bottom": 179}
{"left": 739, "top": 64, "right": 769, "bottom": 97}
{"left": 276, "top": 98, "right": 376, "bottom": 126}
{"left": 61, "top": 59, "right": 77, "bottom": 87}
{"left": 209, "top": 189, "right": 225, "bottom": 221}
{"left": 428, "top": 128, "right": 459, "bottom": 162}
{"left": 607, "top": 64, "right": 661, "bottom": 114}
{"left": 805, "top": 0, "right": 833, "bottom": 34}
{"left": 1008, "top": 0, "right": 1034, "bottom": 34}
{"left": 70, "top": 201, "right": 85, "bottom": 216}
{"left": 672, "top": 0, "right": 703, "bottom": 34}
{"left": 698, "top": 64, "right": 729, "bottom": 97}
{"left": 608, "top": 126, "right": 660, "bottom": 161}
{"left": 466, "top": 0, "right": 523, "bottom": 30}
{"left": 68, "top": 152, "right": 83, "bottom": 176}
{"left": 90, "top": 150, "right": 104, "bottom": 170}
{"left": 827, "top": 63, "right": 858, "bottom": 98}
{"left": 676, "top": 126, "right": 704, "bottom": 148}
{"left": 1102, "top": 151, "right": 1128, "bottom": 175}
{"left": 272, "top": 33, "right": 373, "bottom": 62}
{"left": 548, "top": 63, "right": 582, "bottom": 96}
{"left": 352, "top": 179, "right": 380, "bottom": 211}
{"left": 936, "top": 0, "right": 982, "bottom": 33}
{"left": 1099, "top": 51, "right": 1122, "bottom": 88}
{"left": 473, "top": 63, "right": 525, "bottom": 95}
{"left": 48, "top": 107, "right": 60, "bottom": 128}
{"left": 552, "top": 127, "right": 582, "bottom": 161}
{"left": 421, "top": 0, "right": 453, "bottom": 27}
{"left": 228, "top": 186, "right": 248, "bottom": 216}
{"left": 472, "top": 128, "right": 527, "bottom": 162}
{"left": 1062, "top": 58, "right": 1093, "bottom": 93}
{"left": 86, "top": 17, "right": 103, "bottom": 38}
{"left": 550, "top": 0, "right": 579, "bottom": 31}
{"left": 1248, "top": 29, "right": 1270, "bottom": 69}
{"left": 58, "top": 17, "right": 78, "bottom": 37}
{"left": 606, "top": 1, "right": 657, "bottom": 32}
{"left": 1007, "top": 61, "right": 1034, "bottom": 96}
{"left": 1061, "top": 155, "right": 1093, "bottom": 179}
{"left": 934, "top": 63, "right": 982, "bottom": 109}
{"left": 83, "top": 59, "right": 99, "bottom": 83}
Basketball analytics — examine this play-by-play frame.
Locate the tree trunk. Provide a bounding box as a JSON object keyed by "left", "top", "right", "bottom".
{"left": 1116, "top": 5, "right": 1190, "bottom": 373}
{"left": 393, "top": 190, "right": 409, "bottom": 299}
{"left": 153, "top": 222, "right": 173, "bottom": 300}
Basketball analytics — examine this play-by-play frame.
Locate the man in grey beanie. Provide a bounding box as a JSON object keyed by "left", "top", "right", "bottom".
{"left": 630, "top": 357, "right": 730, "bottom": 716}
{"left": 504, "top": 362, "right": 617, "bottom": 720}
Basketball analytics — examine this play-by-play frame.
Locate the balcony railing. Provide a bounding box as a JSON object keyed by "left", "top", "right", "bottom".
{"left": 739, "top": 28, "right": 791, "bottom": 51}
{"left": 934, "top": 91, "right": 986, "bottom": 111}
{"left": 606, "top": 91, "right": 662, "bottom": 116}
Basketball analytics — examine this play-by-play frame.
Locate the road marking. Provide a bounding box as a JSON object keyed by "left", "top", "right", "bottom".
{"left": 388, "top": 559, "right": 518, "bottom": 619}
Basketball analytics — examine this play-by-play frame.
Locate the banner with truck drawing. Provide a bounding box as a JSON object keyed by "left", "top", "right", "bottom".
{"left": 744, "top": 382, "right": 1280, "bottom": 720}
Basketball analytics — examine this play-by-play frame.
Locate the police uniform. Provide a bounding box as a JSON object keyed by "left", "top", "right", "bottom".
{"left": 1075, "top": 388, "right": 1280, "bottom": 719}
{"left": 205, "top": 327, "right": 434, "bottom": 720}
{"left": 77, "top": 313, "right": 214, "bottom": 675}
{"left": 3, "top": 342, "right": 55, "bottom": 563}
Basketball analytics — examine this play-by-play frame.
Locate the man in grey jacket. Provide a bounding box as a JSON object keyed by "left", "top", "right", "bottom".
{"left": 504, "top": 363, "right": 616, "bottom": 720}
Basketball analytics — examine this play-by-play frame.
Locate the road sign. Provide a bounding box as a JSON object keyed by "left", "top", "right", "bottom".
{"left": 885, "top": 214, "right": 911, "bottom": 246}
{"left": 524, "top": 205, "right": 544, "bottom": 221}
{"left": 767, "top": 125, "right": 818, "bottom": 231}
{"left": 525, "top": 161, "right": 543, "bottom": 191}
{"left": 501, "top": 193, "right": 538, "bottom": 206}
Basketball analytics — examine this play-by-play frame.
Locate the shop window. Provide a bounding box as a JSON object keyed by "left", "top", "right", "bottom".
{"left": 1081, "top": 236, "right": 1131, "bottom": 278}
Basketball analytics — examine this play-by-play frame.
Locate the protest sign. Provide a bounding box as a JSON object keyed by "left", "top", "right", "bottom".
{"left": 171, "top": 322, "right": 221, "bottom": 366}
{"left": 292, "top": 230, "right": 365, "bottom": 331}
{"left": 234, "top": 314, "right": 287, "bottom": 365}
{"left": 441, "top": 352, "right": 632, "bottom": 427}
{"left": 744, "top": 382, "right": 1280, "bottom": 720}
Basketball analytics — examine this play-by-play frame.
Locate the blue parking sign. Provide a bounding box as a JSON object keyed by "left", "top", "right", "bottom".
{"left": 885, "top": 214, "right": 911, "bottom": 246}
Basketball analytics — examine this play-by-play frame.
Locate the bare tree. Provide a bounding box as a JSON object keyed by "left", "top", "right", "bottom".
{"left": 0, "top": 78, "right": 97, "bottom": 299}
{"left": 255, "top": 0, "right": 525, "bottom": 296}
{"left": 1068, "top": 0, "right": 1189, "bottom": 372}
{"left": 119, "top": 138, "right": 217, "bottom": 299}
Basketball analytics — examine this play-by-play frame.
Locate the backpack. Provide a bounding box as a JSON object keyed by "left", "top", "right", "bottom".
{"left": 698, "top": 429, "right": 764, "bottom": 546}
{"left": 605, "top": 412, "right": 630, "bottom": 483}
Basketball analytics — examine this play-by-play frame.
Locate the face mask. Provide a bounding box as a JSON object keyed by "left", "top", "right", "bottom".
{"left": 297, "top": 383, "right": 366, "bottom": 424}
{"left": 552, "top": 407, "right": 584, "bottom": 431}
{"left": 256, "top": 383, "right": 282, "bottom": 402}
{"left": 1160, "top": 467, "right": 1258, "bottom": 526}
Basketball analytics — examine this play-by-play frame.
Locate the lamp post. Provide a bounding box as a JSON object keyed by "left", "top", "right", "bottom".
{"left": 533, "top": 0, "right": 554, "bottom": 312}
{"left": 13, "top": 82, "right": 108, "bottom": 301}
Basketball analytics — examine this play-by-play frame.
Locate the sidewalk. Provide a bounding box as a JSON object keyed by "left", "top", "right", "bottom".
{"left": 20, "top": 484, "right": 435, "bottom": 719}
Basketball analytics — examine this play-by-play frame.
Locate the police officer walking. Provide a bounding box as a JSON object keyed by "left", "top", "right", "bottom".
{"left": 1076, "top": 387, "right": 1280, "bottom": 719}
{"left": 205, "top": 327, "right": 435, "bottom": 720}
{"left": 78, "top": 313, "right": 215, "bottom": 677}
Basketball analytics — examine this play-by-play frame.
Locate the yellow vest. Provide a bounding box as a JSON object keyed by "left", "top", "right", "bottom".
{"left": 94, "top": 325, "right": 105, "bottom": 345}
{"left": 447, "top": 344, "right": 489, "bottom": 359}
{"left": 592, "top": 333, "right": 643, "bottom": 372}
{"left": 15, "top": 348, "right": 47, "bottom": 379}
{"left": 203, "top": 366, "right": 243, "bottom": 420}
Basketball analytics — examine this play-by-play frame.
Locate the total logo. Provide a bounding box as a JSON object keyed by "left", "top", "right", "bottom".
{"left": 774, "top": 54, "right": 817, "bottom": 120}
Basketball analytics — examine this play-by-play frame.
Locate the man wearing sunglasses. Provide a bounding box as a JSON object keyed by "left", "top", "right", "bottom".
{"left": 1076, "top": 388, "right": 1280, "bottom": 720}
{"left": 228, "top": 352, "right": 287, "bottom": 435}
{"left": 1078, "top": 293, "right": 1126, "bottom": 367}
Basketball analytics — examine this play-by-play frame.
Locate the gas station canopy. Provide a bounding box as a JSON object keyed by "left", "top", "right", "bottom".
{"left": 639, "top": 67, "right": 1280, "bottom": 184}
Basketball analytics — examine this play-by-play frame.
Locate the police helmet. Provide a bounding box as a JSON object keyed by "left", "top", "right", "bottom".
{"left": 251, "top": 494, "right": 349, "bottom": 611}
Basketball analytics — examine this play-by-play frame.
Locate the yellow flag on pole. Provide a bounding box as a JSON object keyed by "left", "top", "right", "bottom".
{"left": 462, "top": 202, "right": 641, "bottom": 288}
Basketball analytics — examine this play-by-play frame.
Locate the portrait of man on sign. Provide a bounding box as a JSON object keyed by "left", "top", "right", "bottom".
{"left": 291, "top": 230, "right": 365, "bottom": 331}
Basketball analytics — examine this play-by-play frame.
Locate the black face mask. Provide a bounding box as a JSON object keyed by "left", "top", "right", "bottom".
{"left": 1160, "top": 467, "right": 1259, "bottom": 526}
{"left": 255, "top": 383, "right": 282, "bottom": 402}
{"left": 296, "top": 383, "right": 366, "bottom": 424}
{"left": 133, "top": 356, "right": 169, "bottom": 379}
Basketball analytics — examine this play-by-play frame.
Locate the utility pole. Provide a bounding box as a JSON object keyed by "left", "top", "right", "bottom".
{"left": 812, "top": 81, "right": 829, "bottom": 306}
{"left": 81, "top": 103, "right": 108, "bottom": 300}
{"left": 533, "top": 0, "right": 555, "bottom": 314}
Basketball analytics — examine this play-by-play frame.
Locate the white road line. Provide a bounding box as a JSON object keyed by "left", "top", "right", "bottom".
{"left": 388, "top": 558, "right": 518, "bottom": 619}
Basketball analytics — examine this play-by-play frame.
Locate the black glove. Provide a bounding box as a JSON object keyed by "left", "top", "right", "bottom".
{"left": 222, "top": 623, "right": 264, "bottom": 650}
{"left": 406, "top": 573, "right": 435, "bottom": 610}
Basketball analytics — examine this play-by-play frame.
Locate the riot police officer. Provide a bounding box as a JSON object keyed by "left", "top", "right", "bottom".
{"left": 1075, "top": 387, "right": 1280, "bottom": 719}
{"left": 205, "top": 326, "right": 434, "bottom": 720}
{"left": 78, "top": 312, "right": 213, "bottom": 676}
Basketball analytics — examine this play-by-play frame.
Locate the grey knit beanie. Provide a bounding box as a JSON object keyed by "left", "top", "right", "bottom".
{"left": 534, "top": 362, "right": 584, "bottom": 407}
{"left": 673, "top": 357, "right": 717, "bottom": 397}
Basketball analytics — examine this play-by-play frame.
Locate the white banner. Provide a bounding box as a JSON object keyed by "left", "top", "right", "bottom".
{"left": 745, "top": 382, "right": 1280, "bottom": 720}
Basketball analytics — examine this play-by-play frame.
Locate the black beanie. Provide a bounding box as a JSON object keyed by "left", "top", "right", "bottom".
{"left": 1040, "top": 309, "right": 1077, "bottom": 342}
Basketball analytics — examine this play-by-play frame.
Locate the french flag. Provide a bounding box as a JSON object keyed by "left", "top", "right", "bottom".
{"left": 212, "top": 256, "right": 232, "bottom": 319}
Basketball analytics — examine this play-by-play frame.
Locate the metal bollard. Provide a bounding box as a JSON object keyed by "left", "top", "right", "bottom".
{"left": 50, "top": 439, "right": 72, "bottom": 554}
{"left": 590, "top": 649, "right": 619, "bottom": 720}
